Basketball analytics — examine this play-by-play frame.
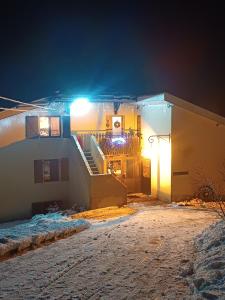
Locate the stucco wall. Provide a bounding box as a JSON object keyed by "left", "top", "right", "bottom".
{"left": 0, "top": 138, "right": 70, "bottom": 222}
{"left": 139, "top": 103, "right": 171, "bottom": 201}
{"left": 71, "top": 102, "right": 137, "bottom": 131}
{"left": 90, "top": 175, "right": 127, "bottom": 209}
{"left": 171, "top": 106, "right": 225, "bottom": 201}
{"left": 0, "top": 105, "right": 66, "bottom": 148}
{"left": 68, "top": 137, "right": 91, "bottom": 209}
{"left": 0, "top": 135, "right": 128, "bottom": 221}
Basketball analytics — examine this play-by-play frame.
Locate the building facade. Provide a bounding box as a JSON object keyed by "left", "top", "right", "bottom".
{"left": 0, "top": 93, "right": 225, "bottom": 221}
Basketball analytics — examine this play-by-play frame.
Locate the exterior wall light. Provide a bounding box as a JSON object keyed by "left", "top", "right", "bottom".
{"left": 70, "top": 97, "right": 92, "bottom": 116}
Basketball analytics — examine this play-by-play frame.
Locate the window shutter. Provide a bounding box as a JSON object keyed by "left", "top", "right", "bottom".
{"left": 106, "top": 115, "right": 112, "bottom": 133}
{"left": 26, "top": 116, "right": 39, "bottom": 138}
{"left": 121, "top": 116, "right": 125, "bottom": 133}
{"left": 50, "top": 159, "right": 59, "bottom": 181}
{"left": 34, "top": 160, "right": 43, "bottom": 183}
{"left": 62, "top": 116, "right": 71, "bottom": 138}
{"left": 61, "top": 158, "right": 69, "bottom": 181}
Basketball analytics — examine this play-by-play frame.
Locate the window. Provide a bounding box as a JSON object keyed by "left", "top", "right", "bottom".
{"left": 34, "top": 158, "right": 69, "bottom": 183}
{"left": 26, "top": 116, "right": 70, "bottom": 139}
{"left": 39, "top": 116, "right": 61, "bottom": 137}
{"left": 108, "top": 160, "right": 122, "bottom": 175}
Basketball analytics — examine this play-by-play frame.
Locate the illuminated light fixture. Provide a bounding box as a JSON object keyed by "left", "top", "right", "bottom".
{"left": 111, "top": 137, "right": 126, "bottom": 145}
{"left": 70, "top": 97, "right": 92, "bottom": 116}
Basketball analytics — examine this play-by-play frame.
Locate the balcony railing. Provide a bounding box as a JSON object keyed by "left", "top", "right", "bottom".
{"left": 73, "top": 129, "right": 141, "bottom": 156}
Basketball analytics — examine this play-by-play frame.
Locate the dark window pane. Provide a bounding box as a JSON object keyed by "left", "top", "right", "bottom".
{"left": 50, "top": 159, "right": 59, "bottom": 181}
{"left": 43, "top": 160, "right": 51, "bottom": 181}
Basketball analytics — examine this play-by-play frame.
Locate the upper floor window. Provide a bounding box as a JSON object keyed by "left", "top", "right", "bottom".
{"left": 26, "top": 115, "right": 67, "bottom": 138}
{"left": 39, "top": 116, "right": 61, "bottom": 137}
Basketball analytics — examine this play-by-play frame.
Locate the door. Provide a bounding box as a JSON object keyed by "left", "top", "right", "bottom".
{"left": 112, "top": 115, "right": 124, "bottom": 135}
{"left": 141, "top": 158, "right": 151, "bottom": 194}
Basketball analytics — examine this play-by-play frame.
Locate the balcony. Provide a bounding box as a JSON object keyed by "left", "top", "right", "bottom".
{"left": 73, "top": 130, "right": 141, "bottom": 156}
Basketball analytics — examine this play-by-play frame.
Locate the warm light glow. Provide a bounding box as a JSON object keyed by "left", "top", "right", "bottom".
{"left": 70, "top": 97, "right": 92, "bottom": 116}
{"left": 159, "top": 139, "right": 171, "bottom": 194}
{"left": 143, "top": 136, "right": 171, "bottom": 198}
{"left": 141, "top": 147, "right": 152, "bottom": 159}
{"left": 39, "top": 117, "right": 50, "bottom": 136}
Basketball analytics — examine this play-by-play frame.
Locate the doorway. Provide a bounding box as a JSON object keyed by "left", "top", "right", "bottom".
{"left": 141, "top": 158, "right": 151, "bottom": 194}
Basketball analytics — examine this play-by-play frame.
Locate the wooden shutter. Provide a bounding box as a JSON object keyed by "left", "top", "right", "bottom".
{"left": 34, "top": 160, "right": 43, "bottom": 183}
{"left": 50, "top": 159, "right": 59, "bottom": 181}
{"left": 61, "top": 158, "right": 69, "bottom": 181}
{"left": 26, "top": 116, "right": 39, "bottom": 138}
{"left": 62, "top": 116, "right": 71, "bottom": 138}
{"left": 106, "top": 115, "right": 112, "bottom": 133}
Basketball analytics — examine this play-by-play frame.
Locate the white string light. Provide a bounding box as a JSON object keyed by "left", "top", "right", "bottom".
{"left": 0, "top": 107, "right": 46, "bottom": 113}
{"left": 0, "top": 96, "right": 56, "bottom": 111}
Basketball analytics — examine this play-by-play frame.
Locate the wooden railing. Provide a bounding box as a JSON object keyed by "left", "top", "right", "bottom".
{"left": 72, "top": 129, "right": 141, "bottom": 156}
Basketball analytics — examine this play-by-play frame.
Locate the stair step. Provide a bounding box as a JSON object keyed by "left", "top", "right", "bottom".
{"left": 83, "top": 151, "right": 99, "bottom": 174}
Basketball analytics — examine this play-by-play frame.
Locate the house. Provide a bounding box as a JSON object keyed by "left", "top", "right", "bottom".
{"left": 0, "top": 92, "right": 225, "bottom": 222}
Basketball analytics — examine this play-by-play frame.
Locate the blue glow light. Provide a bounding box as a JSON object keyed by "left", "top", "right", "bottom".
{"left": 70, "top": 97, "right": 92, "bottom": 116}
{"left": 111, "top": 137, "right": 126, "bottom": 145}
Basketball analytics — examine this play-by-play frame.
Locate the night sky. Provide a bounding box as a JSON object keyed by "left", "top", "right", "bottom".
{"left": 0, "top": 1, "right": 225, "bottom": 116}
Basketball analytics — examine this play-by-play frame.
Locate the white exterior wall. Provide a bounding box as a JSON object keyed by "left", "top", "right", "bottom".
{"left": 140, "top": 103, "right": 172, "bottom": 201}
{"left": 0, "top": 103, "right": 66, "bottom": 148}
{"left": 171, "top": 106, "right": 225, "bottom": 201}
{"left": 0, "top": 138, "right": 70, "bottom": 221}
{"left": 71, "top": 102, "right": 137, "bottom": 131}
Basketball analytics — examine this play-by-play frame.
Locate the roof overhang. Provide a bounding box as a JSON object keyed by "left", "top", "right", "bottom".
{"left": 137, "top": 92, "right": 225, "bottom": 126}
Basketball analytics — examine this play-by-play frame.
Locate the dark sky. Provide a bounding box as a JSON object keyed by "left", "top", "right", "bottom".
{"left": 0, "top": 1, "right": 225, "bottom": 116}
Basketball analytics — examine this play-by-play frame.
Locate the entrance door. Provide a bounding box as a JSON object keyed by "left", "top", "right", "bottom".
{"left": 141, "top": 158, "right": 151, "bottom": 194}
{"left": 112, "top": 116, "right": 124, "bottom": 135}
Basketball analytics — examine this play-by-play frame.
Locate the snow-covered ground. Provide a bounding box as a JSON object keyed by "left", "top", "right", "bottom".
{"left": 0, "top": 213, "right": 90, "bottom": 258}
{"left": 0, "top": 204, "right": 219, "bottom": 299}
{"left": 191, "top": 220, "right": 225, "bottom": 299}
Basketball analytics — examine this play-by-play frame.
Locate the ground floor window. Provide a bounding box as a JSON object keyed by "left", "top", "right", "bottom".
{"left": 34, "top": 158, "right": 69, "bottom": 183}
{"left": 108, "top": 160, "right": 122, "bottom": 175}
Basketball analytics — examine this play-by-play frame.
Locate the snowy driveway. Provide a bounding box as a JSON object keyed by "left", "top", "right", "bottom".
{"left": 0, "top": 204, "right": 218, "bottom": 300}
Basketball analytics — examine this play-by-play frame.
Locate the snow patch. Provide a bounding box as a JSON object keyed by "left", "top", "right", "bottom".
{"left": 191, "top": 220, "right": 225, "bottom": 299}
{"left": 0, "top": 213, "right": 90, "bottom": 257}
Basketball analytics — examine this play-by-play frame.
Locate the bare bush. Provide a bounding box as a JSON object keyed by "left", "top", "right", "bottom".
{"left": 192, "top": 165, "right": 225, "bottom": 220}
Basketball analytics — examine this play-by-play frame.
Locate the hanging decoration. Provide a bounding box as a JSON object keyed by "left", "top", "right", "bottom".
{"left": 114, "top": 120, "right": 121, "bottom": 128}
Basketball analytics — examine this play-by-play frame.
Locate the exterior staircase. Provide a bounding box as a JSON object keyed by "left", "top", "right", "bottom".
{"left": 83, "top": 151, "right": 100, "bottom": 174}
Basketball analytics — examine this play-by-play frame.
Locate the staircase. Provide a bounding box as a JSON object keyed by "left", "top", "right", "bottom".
{"left": 83, "top": 151, "right": 100, "bottom": 174}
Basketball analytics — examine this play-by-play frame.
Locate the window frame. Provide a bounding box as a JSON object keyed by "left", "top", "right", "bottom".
{"left": 34, "top": 158, "right": 69, "bottom": 184}
{"left": 39, "top": 116, "right": 61, "bottom": 138}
